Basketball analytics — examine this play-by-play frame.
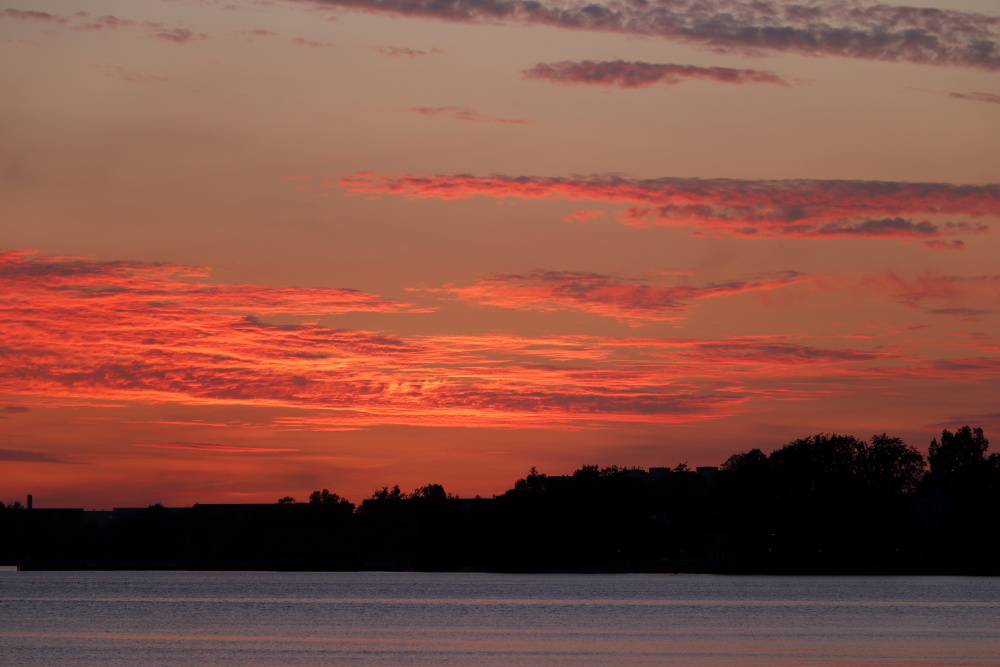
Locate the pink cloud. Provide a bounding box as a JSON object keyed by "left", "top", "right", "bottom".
{"left": 523, "top": 60, "right": 789, "bottom": 88}
{"left": 407, "top": 106, "right": 530, "bottom": 125}
{"left": 340, "top": 172, "right": 998, "bottom": 243}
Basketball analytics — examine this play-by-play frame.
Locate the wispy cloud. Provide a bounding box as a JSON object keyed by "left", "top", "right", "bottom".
{"left": 98, "top": 65, "right": 170, "bottom": 86}
{"left": 564, "top": 209, "right": 605, "bottom": 223}
{"left": 74, "top": 15, "right": 137, "bottom": 31}
{"left": 151, "top": 27, "right": 207, "bottom": 44}
{"left": 523, "top": 60, "right": 789, "bottom": 88}
{"left": 0, "top": 449, "right": 71, "bottom": 463}
{"left": 949, "top": 91, "right": 1000, "bottom": 104}
{"left": 407, "top": 106, "right": 529, "bottom": 125}
{"left": 293, "top": 37, "right": 336, "bottom": 47}
{"left": 131, "top": 442, "right": 298, "bottom": 453}
{"left": 0, "top": 8, "right": 67, "bottom": 23}
{"left": 295, "top": 0, "right": 1000, "bottom": 70}
{"left": 340, "top": 172, "right": 998, "bottom": 244}
{"left": 420, "top": 269, "right": 813, "bottom": 323}
{"left": 375, "top": 45, "right": 442, "bottom": 57}
{"left": 856, "top": 269, "right": 1000, "bottom": 318}
{"left": 3, "top": 8, "right": 211, "bottom": 42}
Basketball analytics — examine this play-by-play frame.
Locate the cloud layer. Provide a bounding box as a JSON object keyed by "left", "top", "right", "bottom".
{"left": 1, "top": 250, "right": 942, "bottom": 430}
{"left": 296, "top": 0, "right": 1000, "bottom": 70}
{"left": 523, "top": 60, "right": 789, "bottom": 88}
{"left": 340, "top": 172, "right": 999, "bottom": 244}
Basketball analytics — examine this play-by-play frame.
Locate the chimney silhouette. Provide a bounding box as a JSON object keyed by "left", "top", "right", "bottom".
{"left": 27, "top": 494, "right": 32, "bottom": 510}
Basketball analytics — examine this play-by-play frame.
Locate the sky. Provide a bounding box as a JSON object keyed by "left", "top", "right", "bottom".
{"left": 1, "top": 0, "right": 998, "bottom": 509}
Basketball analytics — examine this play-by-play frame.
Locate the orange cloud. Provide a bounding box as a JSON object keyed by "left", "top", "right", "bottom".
{"left": 523, "top": 60, "right": 789, "bottom": 88}
{"left": 340, "top": 172, "right": 997, "bottom": 243}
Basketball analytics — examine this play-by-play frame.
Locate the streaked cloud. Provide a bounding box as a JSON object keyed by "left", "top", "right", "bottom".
{"left": 857, "top": 269, "right": 1000, "bottom": 317}
{"left": 99, "top": 65, "right": 170, "bottom": 86}
{"left": 564, "top": 209, "right": 605, "bottom": 223}
{"left": 420, "top": 269, "right": 813, "bottom": 323}
{"left": 0, "top": 449, "right": 71, "bottom": 464}
{"left": 295, "top": 0, "right": 1000, "bottom": 70}
{"left": 375, "top": 45, "right": 442, "bottom": 57}
{"left": 74, "top": 15, "right": 137, "bottom": 30}
{"left": 949, "top": 91, "right": 1000, "bottom": 104}
{"left": 293, "top": 37, "right": 336, "bottom": 47}
{"left": 523, "top": 60, "right": 789, "bottom": 88}
{"left": 0, "top": 8, "right": 67, "bottom": 23}
{"left": 152, "top": 27, "right": 207, "bottom": 44}
{"left": 131, "top": 442, "right": 299, "bottom": 453}
{"left": 2, "top": 8, "right": 211, "bottom": 42}
{"left": 407, "top": 106, "right": 530, "bottom": 125}
{"left": 340, "top": 172, "right": 998, "bottom": 244}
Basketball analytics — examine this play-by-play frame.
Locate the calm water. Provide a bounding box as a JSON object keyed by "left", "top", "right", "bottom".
{"left": 1, "top": 572, "right": 998, "bottom": 665}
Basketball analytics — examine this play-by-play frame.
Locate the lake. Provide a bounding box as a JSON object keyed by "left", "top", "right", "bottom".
{"left": 1, "top": 572, "right": 998, "bottom": 665}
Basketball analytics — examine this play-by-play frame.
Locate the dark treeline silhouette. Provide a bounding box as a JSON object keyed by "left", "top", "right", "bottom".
{"left": 2, "top": 426, "right": 999, "bottom": 573}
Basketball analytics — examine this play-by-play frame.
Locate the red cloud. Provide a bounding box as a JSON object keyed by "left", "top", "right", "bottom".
{"left": 302, "top": 0, "right": 1000, "bottom": 70}
{"left": 340, "top": 172, "right": 998, "bottom": 243}
{"left": 407, "top": 106, "right": 529, "bottom": 125}
{"left": 420, "top": 269, "right": 813, "bottom": 323}
{"left": 523, "top": 60, "right": 789, "bottom": 88}
{"left": 0, "top": 251, "right": 927, "bottom": 430}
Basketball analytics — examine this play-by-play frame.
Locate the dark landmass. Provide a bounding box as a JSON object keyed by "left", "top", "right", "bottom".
{"left": 3, "top": 427, "right": 1000, "bottom": 574}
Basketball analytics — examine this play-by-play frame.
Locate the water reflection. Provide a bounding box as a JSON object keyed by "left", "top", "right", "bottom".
{"left": 1, "top": 572, "right": 998, "bottom": 665}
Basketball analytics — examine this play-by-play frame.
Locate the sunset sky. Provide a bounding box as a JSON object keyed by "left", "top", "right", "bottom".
{"left": 1, "top": 0, "right": 998, "bottom": 509}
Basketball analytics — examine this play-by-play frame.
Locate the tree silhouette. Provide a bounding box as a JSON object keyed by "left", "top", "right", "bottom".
{"left": 309, "top": 489, "right": 346, "bottom": 505}
{"left": 928, "top": 426, "right": 989, "bottom": 491}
